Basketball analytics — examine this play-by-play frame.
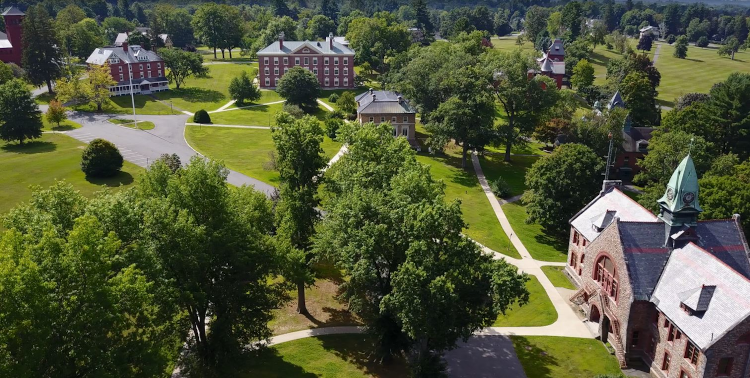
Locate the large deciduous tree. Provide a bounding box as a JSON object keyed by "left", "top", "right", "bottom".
{"left": 22, "top": 5, "right": 63, "bottom": 94}
{"left": 346, "top": 14, "right": 411, "bottom": 73}
{"left": 484, "top": 49, "right": 559, "bottom": 162}
{"left": 315, "top": 123, "right": 529, "bottom": 375}
{"left": 89, "top": 63, "right": 117, "bottom": 112}
{"left": 0, "top": 79, "right": 42, "bottom": 145}
{"left": 228, "top": 70, "right": 261, "bottom": 105}
{"left": 276, "top": 67, "right": 320, "bottom": 112}
{"left": 620, "top": 71, "right": 659, "bottom": 127}
{"left": 159, "top": 48, "right": 208, "bottom": 89}
{"left": 272, "top": 112, "right": 327, "bottom": 315}
{"left": 523, "top": 6, "right": 549, "bottom": 43}
{"left": 523, "top": 143, "right": 604, "bottom": 237}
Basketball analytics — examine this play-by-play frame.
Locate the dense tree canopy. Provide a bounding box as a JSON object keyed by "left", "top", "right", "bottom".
{"left": 0, "top": 79, "right": 42, "bottom": 145}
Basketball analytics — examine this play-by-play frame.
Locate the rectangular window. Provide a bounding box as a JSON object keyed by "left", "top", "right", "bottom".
{"left": 313, "top": 57, "right": 318, "bottom": 65}
{"left": 284, "top": 67, "right": 289, "bottom": 73}
{"left": 661, "top": 352, "right": 671, "bottom": 371}
{"left": 148, "top": 71, "right": 152, "bottom": 78}
{"left": 119, "top": 73, "right": 123, "bottom": 81}
{"left": 573, "top": 231, "right": 579, "bottom": 244}
{"left": 344, "top": 57, "right": 348, "bottom": 65}
{"left": 679, "top": 370, "right": 689, "bottom": 378}
{"left": 392, "top": 116, "right": 397, "bottom": 122}
{"left": 334, "top": 78, "right": 339, "bottom": 86}
{"left": 274, "top": 57, "right": 279, "bottom": 64}
{"left": 147, "top": 63, "right": 151, "bottom": 70}
{"left": 654, "top": 311, "right": 660, "bottom": 325}
{"left": 139, "top": 64, "right": 143, "bottom": 70}
{"left": 684, "top": 341, "right": 699, "bottom": 365}
{"left": 334, "top": 57, "right": 339, "bottom": 65}
{"left": 664, "top": 318, "right": 670, "bottom": 328}
{"left": 324, "top": 57, "right": 329, "bottom": 65}
{"left": 275, "top": 78, "right": 279, "bottom": 86}
{"left": 158, "top": 70, "right": 162, "bottom": 76}
{"left": 313, "top": 68, "right": 318, "bottom": 74}
{"left": 284, "top": 57, "right": 288, "bottom": 65}
{"left": 401, "top": 127, "right": 408, "bottom": 137}
{"left": 380, "top": 117, "right": 385, "bottom": 122}
{"left": 369, "top": 116, "right": 374, "bottom": 122}
{"left": 264, "top": 57, "right": 269, "bottom": 65}
{"left": 265, "top": 77, "right": 270, "bottom": 86}
{"left": 304, "top": 57, "right": 309, "bottom": 65}
{"left": 324, "top": 77, "right": 329, "bottom": 86}
{"left": 631, "top": 331, "right": 640, "bottom": 348}
{"left": 119, "top": 66, "right": 123, "bottom": 72}
{"left": 325, "top": 67, "right": 329, "bottom": 75}
{"left": 334, "top": 68, "right": 339, "bottom": 75}
{"left": 570, "top": 253, "right": 578, "bottom": 268}
{"left": 265, "top": 68, "right": 270, "bottom": 75}
{"left": 392, "top": 127, "right": 397, "bottom": 136}
{"left": 344, "top": 68, "right": 348, "bottom": 75}
{"left": 717, "top": 357, "right": 733, "bottom": 375}
{"left": 157, "top": 63, "right": 161, "bottom": 68}
{"left": 343, "top": 77, "right": 348, "bottom": 86}
{"left": 404, "top": 116, "right": 409, "bottom": 122}
{"left": 274, "top": 67, "right": 279, "bottom": 75}
{"left": 295, "top": 57, "right": 300, "bottom": 65}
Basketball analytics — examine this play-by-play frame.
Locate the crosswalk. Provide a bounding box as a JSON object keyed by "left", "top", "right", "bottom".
{"left": 68, "top": 131, "right": 151, "bottom": 168}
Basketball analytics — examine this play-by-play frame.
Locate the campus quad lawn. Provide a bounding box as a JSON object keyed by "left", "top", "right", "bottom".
{"left": 493, "top": 275, "right": 557, "bottom": 326}
{"left": 197, "top": 46, "right": 253, "bottom": 62}
{"left": 0, "top": 133, "right": 141, "bottom": 215}
{"left": 511, "top": 336, "right": 622, "bottom": 378}
{"left": 416, "top": 150, "right": 521, "bottom": 259}
{"left": 184, "top": 126, "right": 342, "bottom": 186}
{"left": 239, "top": 334, "right": 408, "bottom": 378}
{"left": 205, "top": 103, "right": 286, "bottom": 126}
{"left": 541, "top": 266, "right": 576, "bottom": 290}
{"left": 73, "top": 94, "right": 175, "bottom": 115}
{"left": 478, "top": 153, "right": 539, "bottom": 197}
{"left": 154, "top": 63, "right": 257, "bottom": 113}
{"left": 501, "top": 202, "right": 568, "bottom": 262}
{"left": 654, "top": 43, "right": 750, "bottom": 107}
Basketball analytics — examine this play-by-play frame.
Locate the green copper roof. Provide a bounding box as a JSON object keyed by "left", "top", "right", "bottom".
{"left": 657, "top": 154, "right": 702, "bottom": 213}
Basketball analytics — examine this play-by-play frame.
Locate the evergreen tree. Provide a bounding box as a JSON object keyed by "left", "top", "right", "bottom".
{"left": 319, "top": 0, "right": 339, "bottom": 22}
{"left": 117, "top": 0, "right": 132, "bottom": 21}
{"left": 0, "top": 79, "right": 42, "bottom": 145}
{"left": 411, "top": 0, "right": 433, "bottom": 33}
{"left": 22, "top": 5, "right": 62, "bottom": 94}
{"left": 271, "top": 0, "right": 292, "bottom": 18}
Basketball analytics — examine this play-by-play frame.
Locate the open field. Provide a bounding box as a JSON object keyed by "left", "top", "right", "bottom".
{"left": 502, "top": 202, "right": 568, "bottom": 262}
{"left": 512, "top": 336, "right": 622, "bottom": 378}
{"left": 493, "top": 275, "right": 557, "bottom": 326}
{"left": 184, "top": 126, "right": 342, "bottom": 186}
{"left": 154, "top": 63, "right": 258, "bottom": 112}
{"left": 240, "top": 334, "right": 408, "bottom": 378}
{"left": 541, "top": 266, "right": 576, "bottom": 290}
{"left": 654, "top": 42, "right": 750, "bottom": 107}
{"left": 0, "top": 133, "right": 141, "bottom": 215}
{"left": 197, "top": 46, "right": 254, "bottom": 63}
{"left": 207, "top": 103, "right": 285, "bottom": 126}
{"left": 73, "top": 94, "right": 175, "bottom": 115}
{"left": 416, "top": 149, "right": 521, "bottom": 258}
{"left": 479, "top": 153, "right": 539, "bottom": 197}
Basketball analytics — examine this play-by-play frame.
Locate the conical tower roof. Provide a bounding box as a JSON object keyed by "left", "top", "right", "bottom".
{"left": 657, "top": 154, "right": 702, "bottom": 214}
{"left": 540, "top": 57, "right": 553, "bottom": 72}
{"left": 608, "top": 90, "right": 625, "bottom": 110}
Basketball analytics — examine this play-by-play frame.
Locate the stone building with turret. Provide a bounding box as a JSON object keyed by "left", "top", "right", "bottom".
{"left": 567, "top": 155, "right": 750, "bottom": 378}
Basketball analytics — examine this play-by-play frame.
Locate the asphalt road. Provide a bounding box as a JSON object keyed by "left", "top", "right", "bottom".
{"left": 65, "top": 111, "right": 276, "bottom": 196}
{"left": 444, "top": 336, "right": 527, "bottom": 378}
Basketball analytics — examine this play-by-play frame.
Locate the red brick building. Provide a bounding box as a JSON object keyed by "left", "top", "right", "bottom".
{"left": 85, "top": 43, "right": 168, "bottom": 96}
{"left": 0, "top": 7, "right": 25, "bottom": 65}
{"left": 530, "top": 38, "right": 565, "bottom": 89}
{"left": 355, "top": 89, "right": 418, "bottom": 148}
{"left": 566, "top": 155, "right": 750, "bottom": 377}
{"left": 257, "top": 32, "right": 355, "bottom": 89}
{"left": 608, "top": 91, "right": 655, "bottom": 183}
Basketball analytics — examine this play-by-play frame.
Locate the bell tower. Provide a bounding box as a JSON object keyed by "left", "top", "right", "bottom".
{"left": 657, "top": 154, "right": 702, "bottom": 246}
{"left": 2, "top": 6, "right": 25, "bottom": 65}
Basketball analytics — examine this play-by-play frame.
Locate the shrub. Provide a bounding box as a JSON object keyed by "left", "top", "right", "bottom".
{"left": 489, "top": 177, "right": 512, "bottom": 198}
{"left": 675, "top": 93, "right": 710, "bottom": 110}
{"left": 81, "top": 138, "right": 123, "bottom": 177}
{"left": 666, "top": 34, "right": 676, "bottom": 44}
{"left": 194, "top": 109, "right": 211, "bottom": 124}
{"left": 157, "top": 153, "right": 182, "bottom": 173}
{"left": 324, "top": 117, "right": 344, "bottom": 139}
{"left": 228, "top": 71, "right": 261, "bottom": 105}
{"left": 282, "top": 103, "right": 305, "bottom": 118}
{"left": 328, "top": 93, "right": 340, "bottom": 103}
{"left": 696, "top": 36, "right": 709, "bottom": 47}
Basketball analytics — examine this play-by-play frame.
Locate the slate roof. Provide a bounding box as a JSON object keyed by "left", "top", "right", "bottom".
{"left": 622, "top": 127, "right": 654, "bottom": 152}
{"left": 570, "top": 187, "right": 657, "bottom": 241}
{"left": 549, "top": 38, "right": 565, "bottom": 56}
{"left": 257, "top": 40, "right": 354, "bottom": 56}
{"left": 356, "top": 90, "right": 416, "bottom": 115}
{"left": 696, "top": 219, "right": 750, "bottom": 279}
{"left": 608, "top": 91, "right": 625, "bottom": 110}
{"left": 0, "top": 31, "right": 10, "bottom": 49}
{"left": 651, "top": 243, "right": 750, "bottom": 350}
{"left": 618, "top": 221, "right": 670, "bottom": 300}
{"left": 86, "top": 45, "right": 163, "bottom": 66}
{"left": 1, "top": 6, "right": 24, "bottom": 16}
{"left": 115, "top": 33, "right": 129, "bottom": 46}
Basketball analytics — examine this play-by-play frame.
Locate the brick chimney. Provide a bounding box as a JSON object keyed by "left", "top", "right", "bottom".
{"left": 279, "top": 31, "right": 285, "bottom": 49}
{"left": 122, "top": 41, "right": 128, "bottom": 52}
{"left": 329, "top": 32, "right": 334, "bottom": 49}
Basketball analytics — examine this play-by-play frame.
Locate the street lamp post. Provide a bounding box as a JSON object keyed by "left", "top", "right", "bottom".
{"left": 127, "top": 61, "right": 138, "bottom": 130}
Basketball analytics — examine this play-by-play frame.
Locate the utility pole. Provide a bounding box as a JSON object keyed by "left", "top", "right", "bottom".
{"left": 604, "top": 131, "right": 614, "bottom": 180}
{"left": 128, "top": 61, "right": 138, "bottom": 130}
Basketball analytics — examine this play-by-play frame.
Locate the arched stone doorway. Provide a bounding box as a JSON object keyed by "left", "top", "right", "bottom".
{"left": 601, "top": 315, "right": 611, "bottom": 344}
{"left": 590, "top": 304, "right": 601, "bottom": 323}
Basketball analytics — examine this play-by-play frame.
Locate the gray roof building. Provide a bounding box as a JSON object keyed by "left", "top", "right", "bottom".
{"left": 86, "top": 45, "right": 163, "bottom": 66}
{"left": 257, "top": 34, "right": 354, "bottom": 56}
{"left": 355, "top": 90, "right": 416, "bottom": 115}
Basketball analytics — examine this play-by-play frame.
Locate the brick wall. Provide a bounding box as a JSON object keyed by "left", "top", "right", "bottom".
{"left": 358, "top": 112, "right": 416, "bottom": 142}
{"left": 108, "top": 59, "right": 164, "bottom": 83}
{"left": 259, "top": 49, "right": 355, "bottom": 89}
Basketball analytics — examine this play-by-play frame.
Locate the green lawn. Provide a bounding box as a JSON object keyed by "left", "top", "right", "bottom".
{"left": 541, "top": 266, "right": 576, "bottom": 290}
{"left": 72, "top": 94, "right": 175, "bottom": 115}
{"left": 416, "top": 151, "right": 521, "bottom": 259}
{"left": 484, "top": 141, "right": 548, "bottom": 157}
{"left": 108, "top": 118, "right": 155, "bottom": 130}
{"left": 493, "top": 275, "right": 557, "bottom": 326}
{"left": 42, "top": 117, "right": 81, "bottom": 131}
{"left": 197, "top": 46, "right": 254, "bottom": 63}
{"left": 34, "top": 91, "right": 55, "bottom": 105}
{"left": 0, "top": 133, "right": 141, "bottom": 215}
{"left": 239, "top": 335, "right": 407, "bottom": 378}
{"left": 184, "top": 126, "right": 342, "bottom": 186}
{"left": 511, "top": 336, "right": 622, "bottom": 378}
{"left": 654, "top": 42, "right": 750, "bottom": 107}
{"left": 502, "top": 202, "right": 568, "bottom": 262}
{"left": 207, "top": 103, "right": 285, "bottom": 126}
{"left": 154, "top": 63, "right": 257, "bottom": 112}
{"left": 478, "top": 153, "right": 539, "bottom": 197}
{"left": 490, "top": 36, "right": 535, "bottom": 52}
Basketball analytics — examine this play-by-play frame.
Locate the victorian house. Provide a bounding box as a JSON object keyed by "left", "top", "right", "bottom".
{"left": 85, "top": 42, "right": 169, "bottom": 96}
{"left": 530, "top": 38, "right": 566, "bottom": 89}
{"left": 566, "top": 155, "right": 750, "bottom": 378}
{"left": 608, "top": 90, "right": 655, "bottom": 183}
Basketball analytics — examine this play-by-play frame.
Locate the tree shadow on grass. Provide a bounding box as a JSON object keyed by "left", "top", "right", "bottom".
{"left": 319, "top": 334, "right": 409, "bottom": 378}
{"left": 166, "top": 87, "right": 225, "bottom": 104}
{"left": 1, "top": 140, "right": 56, "bottom": 154}
{"left": 86, "top": 171, "right": 134, "bottom": 187}
{"left": 50, "top": 125, "right": 77, "bottom": 131}
{"left": 510, "top": 336, "right": 558, "bottom": 378}
{"left": 683, "top": 58, "right": 704, "bottom": 62}
{"left": 656, "top": 98, "right": 675, "bottom": 108}
{"left": 420, "top": 152, "right": 477, "bottom": 188}
{"left": 533, "top": 233, "right": 568, "bottom": 258}
{"left": 233, "top": 348, "right": 318, "bottom": 378}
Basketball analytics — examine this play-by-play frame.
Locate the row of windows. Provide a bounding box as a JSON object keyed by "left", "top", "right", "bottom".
{"left": 264, "top": 56, "right": 349, "bottom": 66}
{"left": 264, "top": 67, "right": 349, "bottom": 76}
{"left": 117, "top": 62, "right": 161, "bottom": 72}
{"left": 118, "top": 70, "right": 163, "bottom": 82}
{"left": 264, "top": 76, "right": 349, "bottom": 87}
{"left": 368, "top": 116, "right": 411, "bottom": 123}
{"left": 108, "top": 83, "right": 165, "bottom": 92}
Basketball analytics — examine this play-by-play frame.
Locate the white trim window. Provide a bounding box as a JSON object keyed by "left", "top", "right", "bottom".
{"left": 344, "top": 68, "right": 348, "bottom": 75}
{"left": 264, "top": 57, "right": 269, "bottom": 65}
{"left": 119, "top": 66, "right": 123, "bottom": 72}
{"left": 295, "top": 57, "right": 300, "bottom": 65}
{"left": 392, "top": 116, "right": 397, "bottom": 122}
{"left": 401, "top": 127, "right": 408, "bottom": 137}
{"left": 274, "top": 67, "right": 279, "bottom": 75}
{"left": 304, "top": 57, "right": 309, "bottom": 65}
{"left": 334, "top": 68, "right": 339, "bottom": 75}
{"left": 274, "top": 57, "right": 279, "bottom": 64}
{"left": 344, "top": 57, "right": 348, "bottom": 65}
{"left": 148, "top": 71, "right": 152, "bottom": 78}
{"left": 265, "top": 77, "right": 270, "bottom": 86}
{"left": 284, "top": 67, "right": 289, "bottom": 73}
{"left": 313, "top": 68, "right": 318, "bottom": 74}
{"left": 324, "top": 67, "right": 329, "bottom": 75}
{"left": 275, "top": 78, "right": 279, "bottom": 86}
{"left": 157, "top": 63, "right": 161, "bottom": 68}
{"left": 265, "top": 67, "right": 270, "bottom": 75}
{"left": 324, "top": 77, "right": 330, "bottom": 86}
{"left": 369, "top": 116, "right": 374, "bottom": 122}
{"left": 313, "top": 57, "right": 318, "bottom": 65}
{"left": 140, "top": 72, "right": 144, "bottom": 78}
{"left": 334, "top": 57, "right": 339, "bottom": 65}
{"left": 380, "top": 116, "right": 385, "bottom": 122}
{"left": 334, "top": 78, "right": 339, "bottom": 86}
{"left": 344, "top": 77, "right": 348, "bottom": 86}
{"left": 158, "top": 70, "right": 162, "bottom": 76}
{"left": 119, "top": 73, "right": 123, "bottom": 81}
{"left": 147, "top": 63, "right": 151, "bottom": 70}
{"left": 283, "top": 57, "right": 289, "bottom": 65}
{"left": 139, "top": 64, "right": 143, "bottom": 70}
{"left": 324, "top": 57, "right": 329, "bottom": 65}
{"left": 403, "top": 116, "right": 409, "bottom": 122}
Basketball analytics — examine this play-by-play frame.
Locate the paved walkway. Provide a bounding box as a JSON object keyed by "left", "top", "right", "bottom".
{"left": 652, "top": 43, "right": 662, "bottom": 64}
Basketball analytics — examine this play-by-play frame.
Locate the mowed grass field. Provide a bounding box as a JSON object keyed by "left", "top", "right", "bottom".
{"left": 502, "top": 202, "right": 568, "bottom": 262}
{"left": 512, "top": 336, "right": 622, "bottom": 378}
{"left": 493, "top": 275, "right": 557, "bottom": 326}
{"left": 184, "top": 126, "right": 342, "bottom": 186}
{"left": 655, "top": 42, "right": 750, "bottom": 107}
{"left": 0, "top": 133, "right": 141, "bottom": 215}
